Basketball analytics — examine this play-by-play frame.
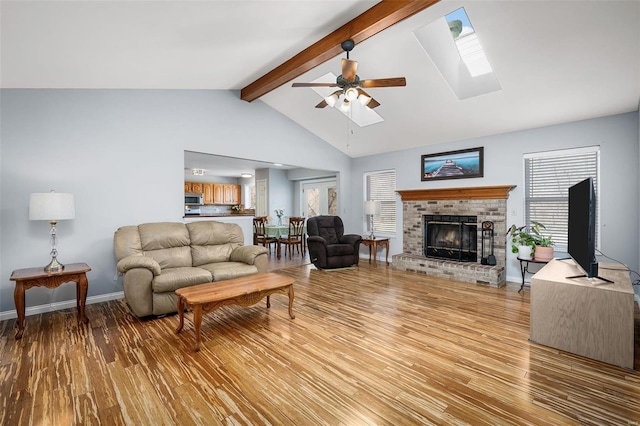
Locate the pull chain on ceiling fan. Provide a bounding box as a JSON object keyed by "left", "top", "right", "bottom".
{"left": 292, "top": 39, "right": 406, "bottom": 110}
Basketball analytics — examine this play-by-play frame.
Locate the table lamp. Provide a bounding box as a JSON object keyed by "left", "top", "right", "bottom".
{"left": 29, "top": 191, "right": 75, "bottom": 273}
{"left": 364, "top": 200, "right": 381, "bottom": 239}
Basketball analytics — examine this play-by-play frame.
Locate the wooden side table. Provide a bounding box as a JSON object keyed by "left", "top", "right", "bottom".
{"left": 362, "top": 238, "right": 390, "bottom": 266}
{"left": 10, "top": 262, "right": 91, "bottom": 339}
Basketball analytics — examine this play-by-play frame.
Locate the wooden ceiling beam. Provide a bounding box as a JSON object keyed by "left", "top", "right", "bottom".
{"left": 240, "top": 0, "right": 440, "bottom": 102}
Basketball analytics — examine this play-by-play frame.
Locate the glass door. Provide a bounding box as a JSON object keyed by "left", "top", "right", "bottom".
{"left": 301, "top": 180, "right": 337, "bottom": 218}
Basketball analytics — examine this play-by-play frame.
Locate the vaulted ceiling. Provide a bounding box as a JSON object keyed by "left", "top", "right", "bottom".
{"left": 2, "top": 1, "right": 639, "bottom": 158}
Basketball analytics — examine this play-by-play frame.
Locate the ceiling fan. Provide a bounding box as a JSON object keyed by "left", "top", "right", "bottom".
{"left": 292, "top": 40, "right": 406, "bottom": 110}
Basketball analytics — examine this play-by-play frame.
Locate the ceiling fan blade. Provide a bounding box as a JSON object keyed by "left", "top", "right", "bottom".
{"left": 359, "top": 77, "right": 407, "bottom": 88}
{"left": 367, "top": 98, "right": 381, "bottom": 109}
{"left": 292, "top": 82, "right": 338, "bottom": 87}
{"left": 341, "top": 58, "right": 358, "bottom": 82}
{"left": 315, "top": 100, "right": 328, "bottom": 108}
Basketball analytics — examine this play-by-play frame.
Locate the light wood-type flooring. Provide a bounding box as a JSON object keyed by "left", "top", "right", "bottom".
{"left": 1, "top": 261, "right": 639, "bottom": 425}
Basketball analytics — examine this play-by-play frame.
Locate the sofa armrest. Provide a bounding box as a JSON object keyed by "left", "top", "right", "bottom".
{"left": 307, "top": 236, "right": 328, "bottom": 268}
{"left": 307, "top": 236, "right": 328, "bottom": 247}
{"left": 230, "top": 245, "right": 269, "bottom": 265}
{"left": 340, "top": 234, "right": 363, "bottom": 246}
{"left": 116, "top": 255, "right": 161, "bottom": 276}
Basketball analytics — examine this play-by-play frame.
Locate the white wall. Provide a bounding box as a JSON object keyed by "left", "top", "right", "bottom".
{"left": 267, "top": 168, "right": 293, "bottom": 221}
{"left": 0, "top": 89, "right": 352, "bottom": 314}
{"left": 351, "top": 112, "right": 640, "bottom": 283}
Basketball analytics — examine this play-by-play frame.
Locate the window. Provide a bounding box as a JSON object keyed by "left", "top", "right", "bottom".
{"left": 524, "top": 146, "right": 600, "bottom": 251}
{"left": 364, "top": 170, "right": 396, "bottom": 235}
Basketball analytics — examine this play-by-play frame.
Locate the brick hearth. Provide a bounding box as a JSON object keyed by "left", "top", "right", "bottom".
{"left": 392, "top": 186, "right": 515, "bottom": 287}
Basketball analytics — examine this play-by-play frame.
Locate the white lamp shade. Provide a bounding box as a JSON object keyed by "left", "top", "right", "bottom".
{"left": 339, "top": 99, "right": 350, "bottom": 112}
{"left": 358, "top": 93, "right": 372, "bottom": 106}
{"left": 345, "top": 87, "right": 358, "bottom": 101}
{"left": 364, "top": 200, "right": 381, "bottom": 215}
{"left": 29, "top": 192, "right": 75, "bottom": 221}
{"left": 325, "top": 93, "right": 339, "bottom": 108}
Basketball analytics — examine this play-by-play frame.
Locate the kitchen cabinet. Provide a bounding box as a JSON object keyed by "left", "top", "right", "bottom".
{"left": 233, "top": 185, "right": 241, "bottom": 204}
{"left": 203, "top": 183, "right": 214, "bottom": 205}
{"left": 213, "top": 184, "right": 224, "bottom": 204}
{"left": 185, "top": 181, "right": 240, "bottom": 205}
{"left": 224, "top": 184, "right": 241, "bottom": 204}
{"left": 190, "top": 182, "right": 204, "bottom": 194}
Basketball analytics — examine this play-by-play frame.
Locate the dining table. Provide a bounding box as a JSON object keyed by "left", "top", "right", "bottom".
{"left": 265, "top": 224, "right": 307, "bottom": 259}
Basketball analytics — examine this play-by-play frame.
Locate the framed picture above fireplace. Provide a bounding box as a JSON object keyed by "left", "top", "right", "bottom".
{"left": 421, "top": 147, "right": 484, "bottom": 181}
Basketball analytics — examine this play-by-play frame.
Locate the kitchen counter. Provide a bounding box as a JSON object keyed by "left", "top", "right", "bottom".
{"left": 184, "top": 214, "right": 255, "bottom": 246}
{"left": 184, "top": 213, "right": 254, "bottom": 217}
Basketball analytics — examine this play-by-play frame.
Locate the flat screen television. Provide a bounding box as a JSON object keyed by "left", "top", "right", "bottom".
{"left": 567, "top": 177, "right": 611, "bottom": 282}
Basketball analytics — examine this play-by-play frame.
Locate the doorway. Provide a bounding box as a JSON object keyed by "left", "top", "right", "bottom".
{"left": 256, "top": 179, "right": 267, "bottom": 217}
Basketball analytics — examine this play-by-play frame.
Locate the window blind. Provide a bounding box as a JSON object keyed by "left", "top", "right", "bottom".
{"left": 365, "top": 170, "right": 397, "bottom": 234}
{"left": 524, "top": 147, "right": 599, "bottom": 251}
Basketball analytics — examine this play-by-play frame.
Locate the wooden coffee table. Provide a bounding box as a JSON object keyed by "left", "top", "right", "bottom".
{"left": 175, "top": 272, "right": 295, "bottom": 351}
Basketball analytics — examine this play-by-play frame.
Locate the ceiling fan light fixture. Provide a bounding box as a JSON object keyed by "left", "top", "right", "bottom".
{"left": 358, "top": 93, "right": 372, "bottom": 106}
{"left": 325, "top": 93, "right": 339, "bottom": 108}
{"left": 345, "top": 87, "right": 358, "bottom": 101}
{"left": 339, "top": 99, "right": 350, "bottom": 112}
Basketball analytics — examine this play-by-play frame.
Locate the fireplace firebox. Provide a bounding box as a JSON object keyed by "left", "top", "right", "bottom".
{"left": 423, "top": 215, "right": 478, "bottom": 262}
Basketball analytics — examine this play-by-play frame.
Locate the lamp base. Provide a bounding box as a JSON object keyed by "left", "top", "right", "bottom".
{"left": 44, "top": 257, "right": 64, "bottom": 273}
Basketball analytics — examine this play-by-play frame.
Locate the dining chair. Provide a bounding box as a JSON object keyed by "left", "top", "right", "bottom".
{"left": 278, "top": 217, "right": 306, "bottom": 259}
{"left": 253, "top": 217, "right": 277, "bottom": 254}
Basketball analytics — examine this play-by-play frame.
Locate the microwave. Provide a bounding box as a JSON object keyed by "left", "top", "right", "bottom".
{"left": 185, "top": 193, "right": 204, "bottom": 206}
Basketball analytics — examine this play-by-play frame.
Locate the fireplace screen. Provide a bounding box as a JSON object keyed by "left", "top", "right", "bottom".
{"left": 423, "top": 215, "right": 478, "bottom": 262}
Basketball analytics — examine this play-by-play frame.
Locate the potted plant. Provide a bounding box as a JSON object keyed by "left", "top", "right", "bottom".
{"left": 506, "top": 224, "right": 536, "bottom": 259}
{"left": 507, "top": 221, "right": 554, "bottom": 261}
{"left": 530, "top": 221, "right": 554, "bottom": 261}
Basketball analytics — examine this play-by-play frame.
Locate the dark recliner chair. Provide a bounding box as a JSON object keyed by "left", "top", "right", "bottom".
{"left": 306, "top": 215, "right": 362, "bottom": 269}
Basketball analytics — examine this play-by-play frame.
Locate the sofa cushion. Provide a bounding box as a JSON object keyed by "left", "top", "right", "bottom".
{"left": 187, "top": 221, "right": 244, "bottom": 245}
{"left": 326, "top": 244, "right": 355, "bottom": 257}
{"left": 139, "top": 222, "right": 191, "bottom": 250}
{"left": 145, "top": 246, "right": 192, "bottom": 270}
{"left": 198, "top": 262, "right": 259, "bottom": 281}
{"left": 114, "top": 225, "right": 143, "bottom": 259}
{"left": 152, "top": 267, "right": 212, "bottom": 293}
{"left": 191, "top": 243, "right": 241, "bottom": 266}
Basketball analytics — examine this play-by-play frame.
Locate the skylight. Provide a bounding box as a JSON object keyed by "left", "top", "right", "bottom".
{"left": 445, "top": 8, "right": 493, "bottom": 77}
{"left": 414, "top": 7, "right": 502, "bottom": 100}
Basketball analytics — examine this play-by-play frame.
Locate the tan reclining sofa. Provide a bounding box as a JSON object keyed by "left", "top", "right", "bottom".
{"left": 114, "top": 221, "right": 268, "bottom": 317}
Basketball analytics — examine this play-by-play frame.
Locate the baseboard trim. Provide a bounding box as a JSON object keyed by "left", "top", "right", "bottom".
{"left": 0, "top": 291, "right": 124, "bottom": 321}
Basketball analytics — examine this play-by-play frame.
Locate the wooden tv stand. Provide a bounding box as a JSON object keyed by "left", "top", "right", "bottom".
{"left": 530, "top": 259, "right": 634, "bottom": 369}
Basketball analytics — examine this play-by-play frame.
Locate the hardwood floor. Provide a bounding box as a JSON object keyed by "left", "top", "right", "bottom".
{"left": 1, "top": 262, "right": 639, "bottom": 425}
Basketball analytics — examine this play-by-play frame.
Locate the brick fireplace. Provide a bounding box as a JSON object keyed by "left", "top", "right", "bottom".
{"left": 392, "top": 185, "right": 515, "bottom": 287}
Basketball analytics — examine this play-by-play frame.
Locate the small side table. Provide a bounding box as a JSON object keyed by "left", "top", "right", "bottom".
{"left": 362, "top": 238, "right": 390, "bottom": 267}
{"left": 10, "top": 262, "right": 91, "bottom": 339}
{"left": 517, "top": 257, "right": 550, "bottom": 293}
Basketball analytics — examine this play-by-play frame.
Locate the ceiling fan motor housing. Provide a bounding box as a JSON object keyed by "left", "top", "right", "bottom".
{"left": 341, "top": 39, "right": 355, "bottom": 53}
{"left": 336, "top": 74, "right": 360, "bottom": 86}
